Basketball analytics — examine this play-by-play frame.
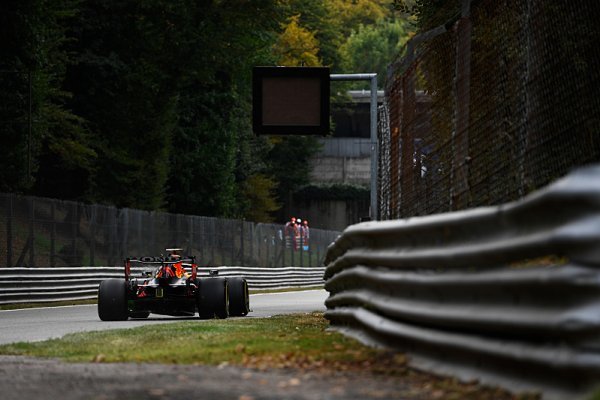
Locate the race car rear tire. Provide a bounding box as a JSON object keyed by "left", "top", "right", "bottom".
{"left": 98, "top": 279, "right": 128, "bottom": 321}
{"left": 227, "top": 277, "right": 249, "bottom": 316}
{"left": 197, "top": 277, "right": 229, "bottom": 319}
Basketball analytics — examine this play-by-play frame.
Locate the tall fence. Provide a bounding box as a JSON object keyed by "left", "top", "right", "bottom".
{"left": 0, "top": 193, "right": 339, "bottom": 268}
{"left": 380, "top": 0, "right": 600, "bottom": 219}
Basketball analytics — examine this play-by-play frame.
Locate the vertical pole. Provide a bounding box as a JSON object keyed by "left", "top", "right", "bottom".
{"left": 28, "top": 70, "right": 32, "bottom": 182}
{"left": 199, "top": 218, "right": 205, "bottom": 263}
{"left": 121, "top": 209, "right": 128, "bottom": 262}
{"left": 452, "top": 0, "right": 472, "bottom": 210}
{"left": 249, "top": 223, "right": 254, "bottom": 267}
{"left": 50, "top": 201, "right": 56, "bottom": 267}
{"left": 401, "top": 71, "right": 416, "bottom": 217}
{"left": 264, "top": 228, "right": 269, "bottom": 267}
{"left": 89, "top": 205, "right": 95, "bottom": 266}
{"left": 210, "top": 219, "right": 215, "bottom": 265}
{"left": 137, "top": 211, "right": 143, "bottom": 256}
{"left": 290, "top": 235, "right": 294, "bottom": 267}
{"left": 300, "top": 229, "right": 304, "bottom": 267}
{"left": 316, "top": 231, "right": 320, "bottom": 267}
{"left": 230, "top": 220, "right": 235, "bottom": 266}
{"left": 188, "top": 216, "right": 194, "bottom": 259}
{"left": 71, "top": 203, "right": 78, "bottom": 266}
{"left": 370, "top": 75, "right": 379, "bottom": 220}
{"left": 29, "top": 198, "right": 35, "bottom": 267}
{"left": 7, "top": 195, "right": 13, "bottom": 268}
{"left": 240, "top": 220, "right": 244, "bottom": 267}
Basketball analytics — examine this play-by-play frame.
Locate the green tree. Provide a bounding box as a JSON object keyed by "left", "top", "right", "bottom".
{"left": 339, "top": 19, "right": 412, "bottom": 87}
{"left": 0, "top": 0, "right": 95, "bottom": 198}
{"left": 273, "top": 15, "right": 321, "bottom": 67}
{"left": 63, "top": 0, "right": 182, "bottom": 209}
{"left": 241, "top": 174, "right": 280, "bottom": 222}
{"left": 164, "top": 0, "right": 283, "bottom": 218}
{"left": 266, "top": 136, "right": 322, "bottom": 215}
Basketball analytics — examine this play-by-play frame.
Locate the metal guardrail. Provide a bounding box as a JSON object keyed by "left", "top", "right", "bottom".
{"left": 0, "top": 266, "right": 325, "bottom": 305}
{"left": 323, "top": 164, "right": 600, "bottom": 399}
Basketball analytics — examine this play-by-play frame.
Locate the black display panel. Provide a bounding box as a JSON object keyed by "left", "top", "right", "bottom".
{"left": 252, "top": 66, "right": 330, "bottom": 135}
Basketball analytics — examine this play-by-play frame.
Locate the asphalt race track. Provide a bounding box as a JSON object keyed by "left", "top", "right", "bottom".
{"left": 0, "top": 289, "right": 328, "bottom": 345}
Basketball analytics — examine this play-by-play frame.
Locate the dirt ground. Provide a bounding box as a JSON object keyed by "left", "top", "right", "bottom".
{"left": 0, "top": 355, "right": 531, "bottom": 400}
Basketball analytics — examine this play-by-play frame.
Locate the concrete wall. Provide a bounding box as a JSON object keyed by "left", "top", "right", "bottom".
{"left": 309, "top": 156, "right": 371, "bottom": 186}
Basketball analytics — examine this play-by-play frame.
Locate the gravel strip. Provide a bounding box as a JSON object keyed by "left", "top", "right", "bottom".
{"left": 0, "top": 356, "right": 423, "bottom": 400}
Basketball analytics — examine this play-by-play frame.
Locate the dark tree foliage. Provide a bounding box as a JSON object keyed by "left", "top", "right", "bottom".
{"left": 2, "top": 0, "right": 393, "bottom": 222}
{"left": 1, "top": 0, "right": 282, "bottom": 217}
{"left": 64, "top": 0, "right": 184, "bottom": 209}
{"left": 266, "top": 136, "right": 322, "bottom": 213}
{"left": 0, "top": 0, "right": 94, "bottom": 197}
{"left": 61, "top": 0, "right": 281, "bottom": 213}
{"left": 163, "top": 0, "right": 282, "bottom": 217}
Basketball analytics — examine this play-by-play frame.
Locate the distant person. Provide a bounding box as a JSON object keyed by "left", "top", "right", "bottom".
{"left": 284, "top": 217, "right": 298, "bottom": 249}
{"left": 301, "top": 220, "right": 310, "bottom": 251}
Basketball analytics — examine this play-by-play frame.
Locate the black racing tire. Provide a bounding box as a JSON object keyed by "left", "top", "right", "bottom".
{"left": 98, "top": 279, "right": 128, "bottom": 321}
{"left": 197, "top": 277, "right": 229, "bottom": 319}
{"left": 129, "top": 311, "right": 150, "bottom": 319}
{"left": 227, "top": 277, "right": 249, "bottom": 317}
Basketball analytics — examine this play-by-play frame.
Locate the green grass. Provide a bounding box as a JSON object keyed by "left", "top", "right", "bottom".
{"left": 588, "top": 390, "right": 600, "bottom": 400}
{"left": 0, "top": 313, "right": 539, "bottom": 399}
{"left": 0, "top": 312, "right": 386, "bottom": 367}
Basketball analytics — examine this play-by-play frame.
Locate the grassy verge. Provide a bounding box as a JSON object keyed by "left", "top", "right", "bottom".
{"left": 0, "top": 312, "right": 537, "bottom": 399}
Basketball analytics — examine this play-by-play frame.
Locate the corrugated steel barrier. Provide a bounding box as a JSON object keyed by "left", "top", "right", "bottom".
{"left": 323, "top": 164, "right": 600, "bottom": 399}
{"left": 0, "top": 266, "right": 325, "bottom": 305}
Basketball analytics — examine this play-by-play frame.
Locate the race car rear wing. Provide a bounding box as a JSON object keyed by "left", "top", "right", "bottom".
{"left": 125, "top": 256, "right": 198, "bottom": 281}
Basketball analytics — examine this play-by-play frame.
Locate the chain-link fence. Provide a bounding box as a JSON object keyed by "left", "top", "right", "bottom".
{"left": 0, "top": 193, "right": 339, "bottom": 268}
{"left": 379, "top": 0, "right": 600, "bottom": 219}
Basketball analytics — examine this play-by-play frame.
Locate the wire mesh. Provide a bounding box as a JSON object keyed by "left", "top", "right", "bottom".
{"left": 380, "top": 0, "right": 600, "bottom": 219}
{"left": 0, "top": 193, "right": 339, "bottom": 268}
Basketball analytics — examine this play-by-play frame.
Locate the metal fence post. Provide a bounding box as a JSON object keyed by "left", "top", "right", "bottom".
{"left": 452, "top": 0, "right": 472, "bottom": 210}
{"left": 249, "top": 222, "right": 254, "bottom": 267}
{"left": 29, "top": 197, "right": 35, "bottom": 267}
{"left": 89, "top": 205, "right": 95, "bottom": 266}
{"left": 6, "top": 194, "right": 13, "bottom": 268}
{"left": 210, "top": 218, "right": 215, "bottom": 265}
{"left": 50, "top": 201, "right": 56, "bottom": 267}
{"left": 300, "top": 230, "right": 304, "bottom": 267}
{"left": 240, "top": 219, "right": 244, "bottom": 267}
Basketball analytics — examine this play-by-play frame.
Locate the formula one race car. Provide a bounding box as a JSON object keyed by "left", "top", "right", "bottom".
{"left": 97, "top": 249, "right": 249, "bottom": 321}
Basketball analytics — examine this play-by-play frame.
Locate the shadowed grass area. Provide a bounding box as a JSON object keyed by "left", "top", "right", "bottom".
{"left": 0, "top": 312, "right": 538, "bottom": 399}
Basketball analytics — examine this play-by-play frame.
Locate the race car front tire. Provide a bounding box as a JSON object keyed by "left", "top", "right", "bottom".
{"left": 197, "top": 277, "right": 229, "bottom": 319}
{"left": 227, "top": 277, "right": 249, "bottom": 316}
{"left": 98, "top": 279, "right": 128, "bottom": 321}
